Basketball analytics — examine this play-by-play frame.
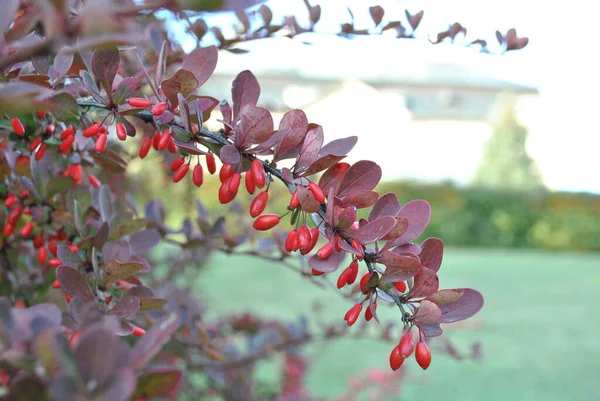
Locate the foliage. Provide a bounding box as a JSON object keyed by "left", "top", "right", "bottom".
{"left": 0, "top": 1, "right": 525, "bottom": 400}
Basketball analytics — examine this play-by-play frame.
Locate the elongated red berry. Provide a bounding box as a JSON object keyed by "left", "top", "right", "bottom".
{"left": 352, "top": 239, "right": 364, "bottom": 260}
{"left": 346, "top": 261, "right": 359, "bottom": 284}
{"left": 311, "top": 268, "right": 325, "bottom": 276}
{"left": 139, "top": 137, "right": 152, "bottom": 158}
{"left": 206, "top": 153, "right": 216, "bottom": 174}
{"left": 365, "top": 303, "right": 377, "bottom": 321}
{"left": 127, "top": 97, "right": 152, "bottom": 108}
{"left": 219, "top": 163, "right": 234, "bottom": 183}
{"left": 20, "top": 222, "right": 33, "bottom": 237}
{"left": 37, "top": 247, "right": 47, "bottom": 264}
{"left": 4, "top": 194, "right": 17, "bottom": 207}
{"left": 48, "top": 241, "right": 58, "bottom": 256}
{"left": 8, "top": 206, "right": 23, "bottom": 225}
{"left": 170, "top": 157, "right": 185, "bottom": 171}
{"left": 59, "top": 134, "right": 75, "bottom": 154}
{"left": 157, "top": 129, "right": 171, "bottom": 150}
{"left": 337, "top": 267, "right": 352, "bottom": 289}
{"left": 83, "top": 122, "right": 101, "bottom": 138}
{"left": 65, "top": 293, "right": 72, "bottom": 303}
{"left": 360, "top": 272, "right": 374, "bottom": 294}
{"left": 316, "top": 242, "right": 333, "bottom": 259}
{"left": 297, "top": 225, "right": 312, "bottom": 252}
{"left": 33, "top": 235, "right": 44, "bottom": 249}
{"left": 132, "top": 326, "right": 146, "bottom": 337}
{"left": 116, "top": 122, "right": 127, "bottom": 141}
{"left": 250, "top": 159, "right": 266, "bottom": 187}
{"left": 302, "top": 227, "right": 320, "bottom": 255}
{"left": 37, "top": 109, "right": 47, "bottom": 119}
{"left": 309, "top": 182, "right": 325, "bottom": 203}
{"left": 390, "top": 346, "right": 404, "bottom": 371}
{"left": 167, "top": 139, "right": 176, "bottom": 153}
{"left": 3, "top": 223, "right": 14, "bottom": 237}
{"left": 227, "top": 173, "right": 241, "bottom": 194}
{"left": 218, "top": 177, "right": 236, "bottom": 204}
{"left": 173, "top": 164, "right": 190, "bottom": 183}
{"left": 35, "top": 143, "right": 47, "bottom": 160}
{"left": 399, "top": 332, "right": 414, "bottom": 358}
{"left": 152, "top": 102, "right": 167, "bottom": 116}
{"left": 49, "top": 258, "right": 61, "bottom": 268}
{"left": 11, "top": 117, "right": 25, "bottom": 136}
{"left": 253, "top": 214, "right": 280, "bottom": 231}
{"left": 245, "top": 171, "right": 256, "bottom": 194}
{"left": 344, "top": 304, "right": 362, "bottom": 326}
{"left": 95, "top": 133, "right": 108, "bottom": 152}
{"left": 152, "top": 131, "right": 161, "bottom": 150}
{"left": 289, "top": 190, "right": 300, "bottom": 209}
{"left": 88, "top": 174, "right": 101, "bottom": 188}
{"left": 415, "top": 341, "right": 431, "bottom": 370}
{"left": 394, "top": 281, "right": 407, "bottom": 292}
{"left": 69, "top": 329, "right": 81, "bottom": 348}
{"left": 60, "top": 126, "right": 75, "bottom": 139}
{"left": 193, "top": 164, "right": 204, "bottom": 186}
{"left": 29, "top": 136, "right": 42, "bottom": 151}
{"left": 52, "top": 280, "right": 61, "bottom": 289}
{"left": 72, "top": 164, "right": 83, "bottom": 184}
{"left": 249, "top": 191, "right": 269, "bottom": 218}
{"left": 285, "top": 230, "right": 298, "bottom": 252}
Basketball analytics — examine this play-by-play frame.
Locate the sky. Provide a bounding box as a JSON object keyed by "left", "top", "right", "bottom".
{"left": 168, "top": 0, "right": 600, "bottom": 193}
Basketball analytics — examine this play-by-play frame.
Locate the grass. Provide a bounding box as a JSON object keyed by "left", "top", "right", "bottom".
{"left": 193, "top": 247, "right": 600, "bottom": 401}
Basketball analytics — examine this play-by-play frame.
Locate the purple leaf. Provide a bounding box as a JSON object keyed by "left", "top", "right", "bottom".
{"left": 319, "top": 162, "right": 350, "bottom": 196}
{"left": 156, "top": 40, "right": 168, "bottom": 88}
{"left": 173, "top": 140, "right": 205, "bottom": 156}
{"left": 295, "top": 126, "right": 324, "bottom": 173}
{"left": 369, "top": 193, "right": 401, "bottom": 221}
{"left": 431, "top": 288, "right": 484, "bottom": 323}
{"left": 102, "top": 241, "right": 132, "bottom": 263}
{"left": 57, "top": 244, "right": 83, "bottom": 268}
{"left": 300, "top": 155, "right": 346, "bottom": 177}
{"left": 0, "top": 0, "right": 18, "bottom": 34}
{"left": 259, "top": 4, "right": 273, "bottom": 26}
{"left": 181, "top": 45, "right": 218, "bottom": 87}
{"left": 102, "top": 260, "right": 143, "bottom": 286}
{"left": 178, "top": 93, "right": 191, "bottom": 132}
{"left": 128, "top": 313, "right": 180, "bottom": 370}
{"left": 379, "top": 251, "right": 421, "bottom": 282}
{"left": 250, "top": 127, "right": 289, "bottom": 154}
{"left": 74, "top": 324, "right": 123, "bottom": 387}
{"left": 128, "top": 229, "right": 161, "bottom": 252}
{"left": 91, "top": 46, "right": 119, "bottom": 102}
{"left": 108, "top": 296, "right": 140, "bottom": 319}
{"left": 113, "top": 77, "right": 140, "bottom": 106}
{"left": 369, "top": 6, "right": 384, "bottom": 26}
{"left": 299, "top": 135, "right": 358, "bottom": 175}
{"left": 274, "top": 109, "right": 308, "bottom": 160}
{"left": 390, "top": 200, "right": 431, "bottom": 246}
{"left": 131, "top": 367, "right": 182, "bottom": 399}
{"left": 297, "top": 185, "right": 320, "bottom": 213}
{"left": 161, "top": 69, "right": 198, "bottom": 108}
{"left": 380, "top": 217, "right": 409, "bottom": 241}
{"left": 231, "top": 70, "right": 260, "bottom": 123}
{"left": 308, "top": 248, "right": 342, "bottom": 273}
{"left": 417, "top": 322, "right": 443, "bottom": 337}
{"left": 340, "top": 190, "right": 378, "bottom": 209}
{"left": 413, "top": 300, "right": 442, "bottom": 325}
{"left": 419, "top": 237, "right": 444, "bottom": 272}
{"left": 348, "top": 216, "right": 396, "bottom": 245}
{"left": 220, "top": 99, "right": 232, "bottom": 126}
{"left": 53, "top": 46, "right": 74, "bottom": 85}
{"left": 337, "top": 160, "right": 381, "bottom": 197}
{"left": 68, "top": 295, "right": 96, "bottom": 323}
{"left": 238, "top": 104, "right": 274, "bottom": 147}
{"left": 409, "top": 266, "right": 439, "bottom": 299}
{"left": 219, "top": 144, "right": 242, "bottom": 165}
{"left": 188, "top": 96, "right": 219, "bottom": 123}
{"left": 406, "top": 10, "right": 424, "bottom": 31}
{"left": 333, "top": 205, "right": 357, "bottom": 229}
{"left": 95, "top": 368, "right": 136, "bottom": 401}
{"left": 56, "top": 266, "right": 93, "bottom": 301}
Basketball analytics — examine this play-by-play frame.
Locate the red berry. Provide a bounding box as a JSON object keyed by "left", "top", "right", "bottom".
{"left": 139, "top": 137, "right": 152, "bottom": 158}
{"left": 360, "top": 272, "right": 376, "bottom": 294}
{"left": 227, "top": 172, "right": 241, "bottom": 194}
{"left": 11, "top": 117, "right": 25, "bottom": 136}
{"left": 8, "top": 206, "right": 23, "bottom": 225}
{"left": 29, "top": 136, "right": 42, "bottom": 152}
{"left": 302, "top": 227, "right": 320, "bottom": 255}
{"left": 127, "top": 97, "right": 152, "bottom": 108}
{"left": 132, "top": 326, "right": 146, "bottom": 337}
{"left": 250, "top": 159, "right": 266, "bottom": 187}
{"left": 35, "top": 143, "right": 47, "bottom": 160}
{"left": 157, "top": 129, "right": 171, "bottom": 150}
{"left": 311, "top": 268, "right": 325, "bottom": 276}
{"left": 296, "top": 225, "right": 312, "bottom": 252}
{"left": 336, "top": 267, "right": 352, "bottom": 289}
{"left": 218, "top": 178, "right": 236, "bottom": 204}
{"left": 344, "top": 304, "right": 362, "bottom": 326}
{"left": 346, "top": 261, "right": 359, "bottom": 284}
{"left": 59, "top": 134, "right": 75, "bottom": 154}
{"left": 389, "top": 346, "right": 404, "bottom": 371}
{"left": 152, "top": 102, "right": 167, "bottom": 116}
{"left": 83, "top": 122, "right": 101, "bottom": 138}
{"left": 309, "top": 182, "right": 325, "bottom": 203}
{"left": 192, "top": 164, "right": 204, "bottom": 186}
{"left": 285, "top": 230, "right": 298, "bottom": 252}
{"left": 65, "top": 293, "right": 72, "bottom": 303}
{"left": 167, "top": 140, "right": 176, "bottom": 153}
{"left": 95, "top": 133, "right": 108, "bottom": 152}
{"left": 46, "top": 124, "right": 55, "bottom": 134}
{"left": 316, "top": 242, "right": 333, "bottom": 259}
{"left": 37, "top": 247, "right": 47, "bottom": 264}
{"left": 245, "top": 171, "right": 256, "bottom": 194}
{"left": 36, "top": 109, "right": 47, "bottom": 119}
{"left": 289, "top": 190, "right": 300, "bottom": 209}
{"left": 398, "top": 332, "right": 414, "bottom": 358}
{"left": 415, "top": 341, "right": 432, "bottom": 370}
{"left": 60, "top": 126, "right": 75, "bottom": 139}
{"left": 49, "top": 258, "right": 61, "bottom": 268}
{"left": 365, "top": 303, "right": 377, "bottom": 321}
{"left": 69, "top": 244, "right": 79, "bottom": 253}
{"left": 219, "top": 163, "right": 234, "bottom": 183}
{"left": 249, "top": 191, "right": 269, "bottom": 218}
{"left": 52, "top": 280, "right": 61, "bottom": 289}
{"left": 4, "top": 194, "right": 17, "bottom": 207}
{"left": 333, "top": 235, "right": 342, "bottom": 252}
{"left": 170, "top": 157, "right": 185, "bottom": 171}
{"left": 69, "top": 329, "right": 81, "bottom": 348}
{"left": 352, "top": 239, "right": 364, "bottom": 260}
{"left": 88, "top": 174, "right": 101, "bottom": 188}
{"left": 20, "top": 222, "right": 33, "bottom": 237}
{"left": 48, "top": 241, "right": 58, "bottom": 256}
{"left": 33, "top": 235, "right": 44, "bottom": 248}
{"left": 3, "top": 223, "right": 14, "bottom": 237}
{"left": 152, "top": 131, "right": 161, "bottom": 150}
{"left": 116, "top": 122, "right": 127, "bottom": 141}
{"left": 173, "top": 164, "right": 190, "bottom": 183}
{"left": 71, "top": 164, "right": 83, "bottom": 184}
{"left": 253, "top": 214, "right": 280, "bottom": 231}
{"left": 394, "top": 281, "right": 407, "bottom": 292}
{"left": 206, "top": 153, "right": 216, "bottom": 174}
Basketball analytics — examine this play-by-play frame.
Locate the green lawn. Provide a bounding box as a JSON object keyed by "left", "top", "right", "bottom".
{"left": 193, "top": 248, "right": 600, "bottom": 401}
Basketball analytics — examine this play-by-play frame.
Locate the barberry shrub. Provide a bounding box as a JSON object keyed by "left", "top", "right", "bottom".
{"left": 0, "top": 1, "right": 522, "bottom": 399}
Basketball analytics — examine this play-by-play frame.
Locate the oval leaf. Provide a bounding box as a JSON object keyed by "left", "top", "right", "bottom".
{"left": 308, "top": 249, "right": 342, "bottom": 273}
{"left": 128, "top": 313, "right": 180, "bottom": 370}
{"left": 162, "top": 69, "right": 198, "bottom": 108}
{"left": 338, "top": 160, "right": 382, "bottom": 197}
{"left": 131, "top": 367, "right": 182, "bottom": 399}
{"left": 419, "top": 237, "right": 444, "bottom": 272}
{"left": 435, "top": 288, "right": 484, "bottom": 323}
{"left": 413, "top": 299, "right": 442, "bottom": 325}
{"left": 295, "top": 125, "right": 324, "bottom": 173}
{"left": 274, "top": 109, "right": 308, "bottom": 160}
{"left": 379, "top": 251, "right": 421, "bottom": 282}
{"left": 390, "top": 200, "right": 432, "bottom": 246}
{"left": 409, "top": 266, "right": 439, "bottom": 299}
{"left": 108, "top": 296, "right": 140, "bottom": 319}
{"left": 219, "top": 144, "right": 241, "bottom": 165}
{"left": 56, "top": 266, "right": 93, "bottom": 301}
{"left": 238, "top": 105, "right": 274, "bottom": 147}
{"left": 102, "top": 260, "right": 143, "bottom": 286}
{"left": 91, "top": 46, "right": 119, "bottom": 102}
{"left": 232, "top": 70, "right": 260, "bottom": 123}
{"left": 319, "top": 162, "right": 350, "bottom": 196}
{"left": 181, "top": 45, "right": 218, "bottom": 87}
{"left": 369, "top": 193, "right": 401, "bottom": 221}
{"left": 349, "top": 216, "right": 396, "bottom": 245}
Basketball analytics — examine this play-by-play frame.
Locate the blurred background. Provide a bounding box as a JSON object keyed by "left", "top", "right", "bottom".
{"left": 142, "top": 0, "right": 600, "bottom": 399}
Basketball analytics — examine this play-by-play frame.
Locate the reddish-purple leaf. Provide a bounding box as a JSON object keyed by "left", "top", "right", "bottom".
{"left": 91, "top": 46, "right": 119, "bottom": 102}
{"left": 173, "top": 140, "right": 205, "bottom": 155}
{"left": 297, "top": 185, "right": 320, "bottom": 213}
{"left": 259, "top": 4, "right": 273, "bottom": 26}
{"left": 274, "top": 109, "right": 308, "bottom": 160}
{"left": 181, "top": 45, "right": 218, "bottom": 87}
{"left": 333, "top": 205, "right": 357, "bottom": 229}
{"left": 238, "top": 104, "right": 274, "bottom": 147}
{"left": 129, "top": 229, "right": 161, "bottom": 252}
{"left": 96, "top": 368, "right": 136, "bottom": 401}
{"left": 0, "top": 0, "right": 18, "bottom": 34}
{"left": 419, "top": 237, "right": 444, "bottom": 272}
{"left": 102, "top": 240, "right": 132, "bottom": 263}
{"left": 219, "top": 144, "right": 241, "bottom": 165}
{"left": 220, "top": 99, "right": 232, "bottom": 126}
{"left": 413, "top": 300, "right": 442, "bottom": 325}
{"left": 131, "top": 367, "right": 182, "bottom": 399}
{"left": 406, "top": 10, "right": 424, "bottom": 31}
{"left": 389, "top": 200, "right": 431, "bottom": 246}
{"left": 57, "top": 244, "right": 83, "bottom": 267}
{"left": 380, "top": 217, "right": 408, "bottom": 241}
{"left": 319, "top": 162, "right": 350, "bottom": 196}
{"left": 369, "top": 6, "right": 384, "bottom": 26}
{"left": 432, "top": 288, "right": 484, "bottom": 323}
{"left": 379, "top": 251, "right": 420, "bottom": 282}
{"left": 251, "top": 127, "right": 290, "bottom": 154}
{"left": 128, "top": 313, "right": 180, "bottom": 370}
{"left": 102, "top": 260, "right": 143, "bottom": 286}
{"left": 319, "top": 136, "right": 357, "bottom": 158}
{"left": 308, "top": 248, "right": 342, "bottom": 273}
{"left": 409, "top": 266, "right": 439, "bottom": 299}
{"left": 155, "top": 40, "right": 168, "bottom": 88}
{"left": 337, "top": 160, "right": 381, "bottom": 197}
{"left": 300, "top": 155, "right": 346, "bottom": 177}
{"left": 56, "top": 266, "right": 93, "bottom": 301}
{"left": 188, "top": 96, "right": 219, "bottom": 123}
{"left": 349, "top": 216, "right": 396, "bottom": 245}
{"left": 53, "top": 46, "right": 74, "bottom": 85}
{"left": 235, "top": 9, "right": 251, "bottom": 33}
{"left": 114, "top": 77, "right": 140, "bottom": 105}
{"left": 74, "top": 324, "right": 123, "bottom": 387}
{"left": 295, "top": 126, "right": 324, "bottom": 173}
{"left": 108, "top": 296, "right": 140, "bottom": 319}
{"left": 162, "top": 69, "right": 198, "bottom": 108}
{"left": 341, "top": 190, "right": 378, "bottom": 209}
{"left": 369, "top": 193, "right": 401, "bottom": 221}
{"left": 232, "top": 70, "right": 260, "bottom": 123}
{"left": 417, "top": 322, "right": 443, "bottom": 337}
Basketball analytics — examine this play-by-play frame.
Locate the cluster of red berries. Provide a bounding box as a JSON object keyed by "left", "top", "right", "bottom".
{"left": 389, "top": 332, "right": 432, "bottom": 371}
